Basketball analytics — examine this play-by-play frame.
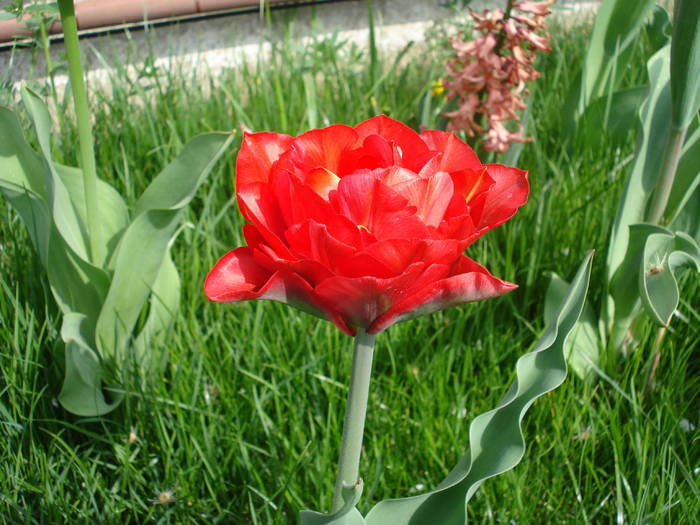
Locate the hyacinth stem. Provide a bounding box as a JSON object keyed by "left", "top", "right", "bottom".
{"left": 57, "top": 0, "right": 102, "bottom": 263}
{"left": 331, "top": 329, "right": 376, "bottom": 513}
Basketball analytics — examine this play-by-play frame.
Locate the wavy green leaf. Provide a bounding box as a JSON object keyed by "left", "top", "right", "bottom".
{"left": 578, "top": 86, "right": 648, "bottom": 149}
{"left": 356, "top": 252, "right": 594, "bottom": 525}
{"left": 134, "top": 132, "right": 235, "bottom": 216}
{"left": 545, "top": 273, "right": 599, "bottom": 381}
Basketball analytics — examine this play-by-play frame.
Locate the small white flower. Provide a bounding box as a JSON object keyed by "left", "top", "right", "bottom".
{"left": 679, "top": 419, "right": 696, "bottom": 432}
{"left": 409, "top": 483, "right": 425, "bottom": 493}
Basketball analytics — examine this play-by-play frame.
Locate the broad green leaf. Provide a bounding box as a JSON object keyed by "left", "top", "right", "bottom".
{"left": 576, "top": 0, "right": 656, "bottom": 117}
{"left": 95, "top": 209, "right": 179, "bottom": 361}
{"left": 671, "top": 186, "right": 700, "bottom": 242}
{"left": 545, "top": 273, "right": 599, "bottom": 381}
{"left": 605, "top": 45, "right": 671, "bottom": 333}
{"left": 97, "top": 133, "right": 233, "bottom": 360}
{"left": 300, "top": 480, "right": 366, "bottom": 525}
{"left": 57, "top": 313, "right": 123, "bottom": 416}
{"left": 0, "top": 106, "right": 52, "bottom": 263}
{"left": 22, "top": 88, "right": 130, "bottom": 267}
{"left": 362, "top": 252, "right": 594, "bottom": 525}
{"left": 644, "top": 5, "right": 672, "bottom": 54}
{"left": 22, "top": 87, "right": 91, "bottom": 261}
{"left": 131, "top": 248, "right": 181, "bottom": 360}
{"left": 54, "top": 164, "right": 129, "bottom": 268}
{"left": 670, "top": 0, "right": 700, "bottom": 130}
{"left": 577, "top": 86, "right": 649, "bottom": 149}
{"left": 665, "top": 122, "right": 700, "bottom": 226}
{"left": 46, "top": 228, "right": 111, "bottom": 329}
{"left": 608, "top": 223, "right": 665, "bottom": 348}
{"left": 134, "top": 132, "right": 234, "bottom": 216}
{"left": 639, "top": 228, "right": 700, "bottom": 327}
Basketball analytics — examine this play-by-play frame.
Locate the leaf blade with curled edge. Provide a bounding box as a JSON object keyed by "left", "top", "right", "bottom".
{"left": 300, "top": 479, "right": 366, "bottom": 525}
{"left": 58, "top": 313, "right": 123, "bottom": 417}
{"left": 363, "top": 252, "right": 594, "bottom": 525}
{"left": 96, "top": 132, "right": 233, "bottom": 363}
{"left": 639, "top": 229, "right": 700, "bottom": 327}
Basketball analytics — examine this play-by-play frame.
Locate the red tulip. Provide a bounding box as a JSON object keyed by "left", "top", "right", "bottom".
{"left": 205, "top": 116, "right": 528, "bottom": 336}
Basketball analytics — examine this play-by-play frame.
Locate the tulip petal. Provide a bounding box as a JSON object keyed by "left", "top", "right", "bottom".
{"left": 236, "top": 132, "right": 294, "bottom": 187}
{"left": 473, "top": 164, "right": 529, "bottom": 230}
{"left": 390, "top": 171, "right": 455, "bottom": 227}
{"left": 332, "top": 174, "right": 429, "bottom": 239}
{"left": 285, "top": 219, "right": 357, "bottom": 272}
{"left": 274, "top": 171, "right": 337, "bottom": 228}
{"left": 237, "top": 182, "right": 294, "bottom": 258}
{"left": 348, "top": 238, "right": 463, "bottom": 276}
{"left": 419, "top": 129, "right": 481, "bottom": 168}
{"left": 315, "top": 262, "right": 449, "bottom": 329}
{"left": 368, "top": 256, "right": 517, "bottom": 333}
{"left": 277, "top": 124, "right": 359, "bottom": 182}
{"left": 354, "top": 115, "right": 429, "bottom": 171}
{"left": 205, "top": 247, "right": 353, "bottom": 335}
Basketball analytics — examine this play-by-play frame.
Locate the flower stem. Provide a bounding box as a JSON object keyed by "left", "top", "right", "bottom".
{"left": 646, "top": 126, "right": 687, "bottom": 225}
{"left": 331, "top": 328, "right": 376, "bottom": 513}
{"left": 57, "top": 0, "right": 102, "bottom": 263}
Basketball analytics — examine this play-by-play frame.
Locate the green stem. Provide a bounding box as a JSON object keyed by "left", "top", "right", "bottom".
{"left": 57, "top": 0, "right": 102, "bottom": 263}
{"left": 646, "top": 126, "right": 687, "bottom": 225}
{"left": 331, "top": 329, "right": 376, "bottom": 513}
{"left": 39, "top": 17, "right": 62, "bottom": 131}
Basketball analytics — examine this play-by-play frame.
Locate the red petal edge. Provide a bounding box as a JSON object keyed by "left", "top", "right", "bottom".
{"left": 367, "top": 256, "right": 517, "bottom": 333}
{"left": 205, "top": 247, "right": 354, "bottom": 335}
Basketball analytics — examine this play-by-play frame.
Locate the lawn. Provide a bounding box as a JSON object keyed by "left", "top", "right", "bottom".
{"left": 0, "top": 9, "right": 698, "bottom": 525}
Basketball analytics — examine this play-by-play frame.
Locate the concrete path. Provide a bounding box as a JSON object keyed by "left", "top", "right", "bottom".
{"left": 1, "top": 0, "right": 597, "bottom": 97}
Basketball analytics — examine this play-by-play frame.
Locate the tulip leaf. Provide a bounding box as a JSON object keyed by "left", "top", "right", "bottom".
{"left": 361, "top": 252, "right": 593, "bottom": 525}
{"left": 0, "top": 105, "right": 111, "bottom": 327}
{"left": 670, "top": 0, "right": 700, "bottom": 130}
{"left": 46, "top": 228, "right": 111, "bottom": 331}
{"left": 638, "top": 228, "right": 700, "bottom": 327}
{"left": 58, "top": 313, "right": 123, "bottom": 416}
{"left": 54, "top": 164, "right": 129, "bottom": 269}
{"left": 576, "top": 0, "right": 656, "bottom": 118}
{"left": 608, "top": 223, "right": 665, "bottom": 348}
{"left": 545, "top": 273, "right": 599, "bottom": 381}
{"left": 605, "top": 45, "right": 671, "bottom": 343}
{"left": 0, "top": 106, "right": 52, "bottom": 264}
{"left": 96, "top": 133, "right": 233, "bottom": 361}
{"left": 22, "top": 87, "right": 130, "bottom": 268}
{"left": 131, "top": 247, "right": 181, "bottom": 360}
{"left": 670, "top": 186, "right": 700, "bottom": 242}
{"left": 644, "top": 4, "right": 672, "bottom": 54}
{"left": 22, "top": 87, "right": 91, "bottom": 261}
{"left": 665, "top": 123, "right": 700, "bottom": 228}
{"left": 134, "top": 132, "right": 235, "bottom": 216}
{"left": 300, "top": 480, "right": 366, "bottom": 525}
{"left": 578, "top": 86, "right": 649, "bottom": 149}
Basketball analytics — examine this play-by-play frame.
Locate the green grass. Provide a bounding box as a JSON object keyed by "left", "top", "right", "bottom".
{"left": 1, "top": 14, "right": 698, "bottom": 525}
